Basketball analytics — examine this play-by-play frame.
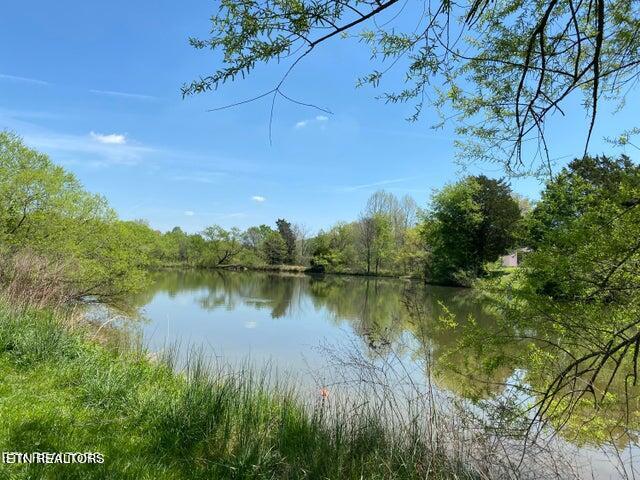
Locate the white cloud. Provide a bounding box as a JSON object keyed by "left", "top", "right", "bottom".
{"left": 24, "top": 131, "right": 152, "bottom": 166}
{"left": 251, "top": 195, "right": 266, "bottom": 203}
{"left": 0, "top": 73, "right": 50, "bottom": 86}
{"left": 89, "top": 89, "right": 157, "bottom": 101}
{"left": 90, "top": 131, "right": 127, "bottom": 145}
{"left": 294, "top": 115, "right": 330, "bottom": 129}
{"left": 184, "top": 210, "right": 195, "bottom": 216}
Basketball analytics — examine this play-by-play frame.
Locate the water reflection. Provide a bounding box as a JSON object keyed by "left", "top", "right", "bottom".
{"left": 128, "top": 270, "right": 502, "bottom": 388}
{"left": 127, "top": 271, "right": 640, "bottom": 453}
{"left": 122, "top": 270, "right": 640, "bottom": 476}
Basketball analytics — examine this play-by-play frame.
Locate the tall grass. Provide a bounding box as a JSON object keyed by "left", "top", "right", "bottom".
{"left": 0, "top": 300, "right": 484, "bottom": 480}
{"left": 0, "top": 249, "right": 75, "bottom": 309}
{"left": 0, "top": 249, "right": 583, "bottom": 479}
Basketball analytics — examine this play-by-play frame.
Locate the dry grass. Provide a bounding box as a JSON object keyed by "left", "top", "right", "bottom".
{"left": 0, "top": 249, "right": 76, "bottom": 309}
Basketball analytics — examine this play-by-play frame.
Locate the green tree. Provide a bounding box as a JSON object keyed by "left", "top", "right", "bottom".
{"left": 423, "top": 175, "right": 521, "bottom": 284}
{"left": 359, "top": 213, "right": 394, "bottom": 275}
{"left": 276, "top": 218, "right": 296, "bottom": 264}
{"left": 163, "top": 227, "right": 192, "bottom": 263}
{"left": 200, "top": 226, "right": 244, "bottom": 267}
{"left": 242, "top": 226, "right": 261, "bottom": 250}
{"left": 0, "top": 131, "right": 113, "bottom": 249}
{"left": 364, "top": 191, "right": 418, "bottom": 254}
{"left": 183, "top": 0, "right": 640, "bottom": 174}
{"left": 525, "top": 155, "right": 640, "bottom": 300}
{"left": 242, "top": 225, "right": 274, "bottom": 251}
{"left": 262, "top": 231, "right": 288, "bottom": 265}
{"left": 434, "top": 156, "right": 640, "bottom": 441}
{"left": 395, "top": 227, "right": 428, "bottom": 277}
{"left": 310, "top": 222, "right": 359, "bottom": 272}
{"left": 310, "top": 232, "right": 335, "bottom": 272}
{"left": 0, "top": 132, "right": 151, "bottom": 300}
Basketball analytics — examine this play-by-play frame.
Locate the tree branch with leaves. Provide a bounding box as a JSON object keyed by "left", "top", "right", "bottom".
{"left": 185, "top": 0, "right": 640, "bottom": 174}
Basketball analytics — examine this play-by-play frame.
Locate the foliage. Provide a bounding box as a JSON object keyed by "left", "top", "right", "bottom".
{"left": 242, "top": 224, "right": 274, "bottom": 250}
{"left": 0, "top": 302, "right": 480, "bottom": 480}
{"left": 262, "top": 230, "right": 288, "bottom": 265}
{"left": 184, "top": 0, "right": 640, "bottom": 173}
{"left": 422, "top": 175, "right": 521, "bottom": 285}
{"left": 163, "top": 227, "right": 203, "bottom": 263}
{"left": 395, "top": 227, "right": 429, "bottom": 277}
{"left": 200, "top": 225, "right": 243, "bottom": 267}
{"left": 0, "top": 132, "right": 322, "bottom": 301}
{"left": 276, "top": 218, "right": 297, "bottom": 264}
{"left": 310, "top": 192, "right": 424, "bottom": 276}
{"left": 431, "top": 155, "right": 640, "bottom": 442}
{"left": 0, "top": 132, "right": 113, "bottom": 248}
{"left": 525, "top": 155, "right": 640, "bottom": 300}
{"left": 0, "top": 132, "right": 531, "bottom": 299}
{"left": 359, "top": 213, "right": 394, "bottom": 275}
{"left": 0, "top": 132, "right": 150, "bottom": 301}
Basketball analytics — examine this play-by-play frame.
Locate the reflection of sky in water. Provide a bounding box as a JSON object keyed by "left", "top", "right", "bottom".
{"left": 121, "top": 270, "right": 637, "bottom": 479}
{"left": 138, "top": 289, "right": 350, "bottom": 377}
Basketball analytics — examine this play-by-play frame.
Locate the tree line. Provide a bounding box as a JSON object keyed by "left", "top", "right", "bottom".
{"left": 1, "top": 130, "right": 637, "bottom": 300}
{"left": 0, "top": 131, "right": 536, "bottom": 299}
{"left": 124, "top": 175, "right": 527, "bottom": 286}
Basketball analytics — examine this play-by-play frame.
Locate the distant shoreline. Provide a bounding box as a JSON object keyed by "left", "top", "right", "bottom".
{"left": 153, "top": 262, "right": 469, "bottom": 286}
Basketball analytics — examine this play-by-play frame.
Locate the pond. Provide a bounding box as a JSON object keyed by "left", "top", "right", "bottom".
{"left": 126, "top": 269, "right": 490, "bottom": 384}
{"left": 122, "top": 269, "right": 633, "bottom": 479}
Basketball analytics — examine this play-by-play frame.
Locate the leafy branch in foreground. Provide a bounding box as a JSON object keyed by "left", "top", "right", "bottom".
{"left": 185, "top": 0, "right": 640, "bottom": 174}
{"left": 428, "top": 155, "right": 640, "bottom": 446}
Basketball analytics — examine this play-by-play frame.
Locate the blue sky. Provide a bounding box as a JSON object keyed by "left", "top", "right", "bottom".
{"left": 1, "top": 1, "right": 637, "bottom": 233}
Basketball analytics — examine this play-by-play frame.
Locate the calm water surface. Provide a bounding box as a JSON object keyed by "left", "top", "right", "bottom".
{"left": 127, "top": 270, "right": 487, "bottom": 383}
{"left": 122, "top": 270, "right": 632, "bottom": 478}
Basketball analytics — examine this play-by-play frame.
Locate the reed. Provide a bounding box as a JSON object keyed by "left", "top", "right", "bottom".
{"left": 0, "top": 249, "right": 76, "bottom": 309}
{"left": 0, "top": 300, "right": 484, "bottom": 480}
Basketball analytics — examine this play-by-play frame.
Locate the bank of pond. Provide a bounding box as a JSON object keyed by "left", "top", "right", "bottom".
{"left": 0, "top": 269, "right": 636, "bottom": 479}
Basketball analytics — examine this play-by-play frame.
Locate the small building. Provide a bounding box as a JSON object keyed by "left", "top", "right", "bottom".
{"left": 500, "top": 248, "right": 531, "bottom": 268}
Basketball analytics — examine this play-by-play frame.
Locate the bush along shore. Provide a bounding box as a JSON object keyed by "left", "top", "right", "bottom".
{"left": 213, "top": 263, "right": 424, "bottom": 281}
{"left": 0, "top": 300, "right": 482, "bottom": 480}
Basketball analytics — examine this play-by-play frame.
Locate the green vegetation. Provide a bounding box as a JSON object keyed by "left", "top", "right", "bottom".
{"left": 430, "top": 155, "right": 640, "bottom": 443}
{"left": 3, "top": 128, "right": 640, "bottom": 471}
{"left": 3, "top": 0, "right": 640, "bottom": 472}
{"left": 0, "top": 301, "right": 478, "bottom": 480}
{"left": 1, "top": 132, "right": 529, "bottom": 290}
{"left": 421, "top": 176, "right": 521, "bottom": 285}
{"left": 174, "top": 0, "right": 640, "bottom": 448}
{"left": 173, "top": 0, "right": 640, "bottom": 452}
{"left": 0, "top": 132, "right": 495, "bottom": 478}
{"left": 185, "top": 0, "right": 639, "bottom": 174}
{"left": 0, "top": 132, "right": 153, "bottom": 303}
{"left": 309, "top": 181, "right": 523, "bottom": 283}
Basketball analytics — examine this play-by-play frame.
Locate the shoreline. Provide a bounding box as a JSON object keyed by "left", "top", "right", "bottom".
{"left": 153, "top": 263, "right": 470, "bottom": 287}
{"left": 0, "top": 300, "right": 483, "bottom": 479}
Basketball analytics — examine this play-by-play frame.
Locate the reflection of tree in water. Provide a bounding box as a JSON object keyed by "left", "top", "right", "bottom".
{"left": 307, "top": 275, "right": 407, "bottom": 351}
{"left": 128, "top": 270, "right": 503, "bottom": 375}
{"left": 127, "top": 270, "right": 304, "bottom": 319}
{"left": 129, "top": 271, "right": 509, "bottom": 397}
{"left": 415, "top": 292, "right": 640, "bottom": 448}
{"left": 398, "top": 286, "right": 515, "bottom": 401}
{"left": 127, "top": 270, "right": 638, "bottom": 448}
